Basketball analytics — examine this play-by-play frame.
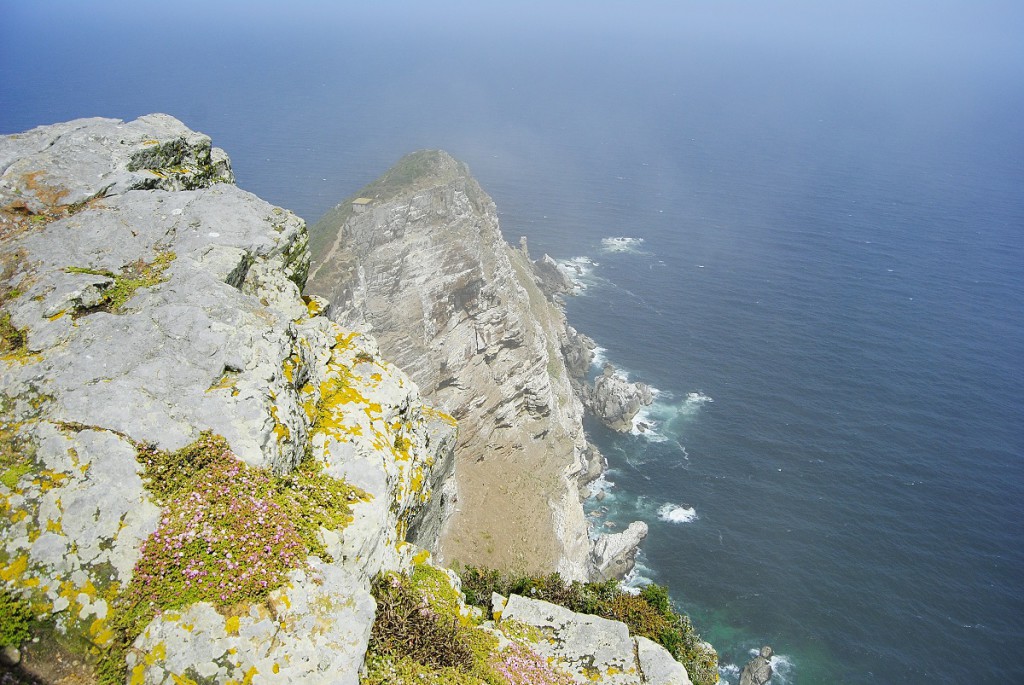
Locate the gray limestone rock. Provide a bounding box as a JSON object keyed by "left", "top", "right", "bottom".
{"left": 501, "top": 594, "right": 640, "bottom": 684}
{"left": 306, "top": 150, "right": 593, "bottom": 579}
{"left": 500, "top": 593, "right": 693, "bottom": 685}
{"left": 585, "top": 363, "right": 654, "bottom": 432}
{"left": 590, "top": 520, "right": 649, "bottom": 581}
{"left": 636, "top": 636, "right": 693, "bottom": 685}
{"left": 0, "top": 115, "right": 453, "bottom": 684}
{"left": 739, "top": 645, "right": 774, "bottom": 685}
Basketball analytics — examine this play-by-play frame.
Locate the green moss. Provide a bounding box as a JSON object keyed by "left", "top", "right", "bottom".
{"left": 0, "top": 587, "right": 33, "bottom": 648}
{"left": 1, "top": 463, "right": 32, "bottom": 489}
{"left": 64, "top": 251, "right": 175, "bottom": 314}
{"left": 0, "top": 311, "right": 27, "bottom": 357}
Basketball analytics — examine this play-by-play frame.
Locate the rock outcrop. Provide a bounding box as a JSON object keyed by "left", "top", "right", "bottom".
{"left": 0, "top": 115, "right": 453, "bottom": 683}
{"left": 496, "top": 593, "right": 692, "bottom": 685}
{"left": 590, "top": 520, "right": 649, "bottom": 582}
{"left": 584, "top": 363, "right": 655, "bottom": 433}
{"left": 306, "top": 150, "right": 600, "bottom": 579}
{"left": 739, "top": 646, "right": 774, "bottom": 685}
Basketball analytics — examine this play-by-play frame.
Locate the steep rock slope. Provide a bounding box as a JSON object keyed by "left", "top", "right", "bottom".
{"left": 0, "top": 115, "right": 454, "bottom": 683}
{"left": 306, "top": 151, "right": 596, "bottom": 579}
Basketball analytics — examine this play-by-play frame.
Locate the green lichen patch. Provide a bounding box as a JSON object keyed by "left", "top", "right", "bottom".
{"left": 65, "top": 251, "right": 175, "bottom": 315}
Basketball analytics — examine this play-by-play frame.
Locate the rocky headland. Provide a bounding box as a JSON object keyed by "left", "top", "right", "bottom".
{"left": 305, "top": 150, "right": 638, "bottom": 580}
{"left": 0, "top": 116, "right": 714, "bottom": 684}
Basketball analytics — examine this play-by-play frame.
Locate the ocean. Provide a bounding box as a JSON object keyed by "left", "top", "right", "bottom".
{"left": 2, "top": 2, "right": 1023, "bottom": 682}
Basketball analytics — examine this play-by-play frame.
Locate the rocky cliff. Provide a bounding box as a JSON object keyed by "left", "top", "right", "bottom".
{"left": 0, "top": 116, "right": 708, "bottom": 685}
{"left": 305, "top": 151, "right": 605, "bottom": 580}
{"left": 0, "top": 115, "right": 454, "bottom": 683}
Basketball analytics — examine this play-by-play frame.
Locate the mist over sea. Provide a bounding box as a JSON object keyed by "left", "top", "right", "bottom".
{"left": 3, "top": 2, "right": 1022, "bottom": 682}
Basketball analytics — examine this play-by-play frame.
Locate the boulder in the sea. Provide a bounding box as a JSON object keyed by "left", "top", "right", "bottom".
{"left": 739, "top": 645, "right": 774, "bottom": 685}
{"left": 584, "top": 363, "right": 654, "bottom": 432}
{"left": 590, "top": 520, "right": 648, "bottom": 581}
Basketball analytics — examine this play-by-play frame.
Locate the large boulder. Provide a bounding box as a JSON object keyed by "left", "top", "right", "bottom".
{"left": 498, "top": 593, "right": 692, "bottom": 685}
{"left": 584, "top": 363, "right": 654, "bottom": 432}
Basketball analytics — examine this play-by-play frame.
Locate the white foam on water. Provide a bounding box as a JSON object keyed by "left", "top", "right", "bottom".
{"left": 590, "top": 345, "right": 608, "bottom": 369}
{"left": 718, "top": 663, "right": 741, "bottom": 681}
{"left": 601, "top": 236, "right": 646, "bottom": 253}
{"left": 769, "top": 653, "right": 796, "bottom": 684}
{"left": 585, "top": 472, "right": 616, "bottom": 499}
{"left": 657, "top": 502, "right": 698, "bottom": 523}
{"left": 622, "top": 551, "right": 655, "bottom": 592}
{"left": 556, "top": 256, "right": 599, "bottom": 291}
{"left": 631, "top": 404, "right": 668, "bottom": 442}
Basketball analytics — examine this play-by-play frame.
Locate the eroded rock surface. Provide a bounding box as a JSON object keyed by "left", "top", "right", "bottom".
{"left": 498, "top": 593, "right": 692, "bottom": 685}
{"left": 590, "top": 520, "right": 648, "bottom": 582}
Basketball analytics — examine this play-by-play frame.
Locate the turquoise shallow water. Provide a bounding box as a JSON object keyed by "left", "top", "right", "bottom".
{"left": 3, "top": 3, "right": 1023, "bottom": 682}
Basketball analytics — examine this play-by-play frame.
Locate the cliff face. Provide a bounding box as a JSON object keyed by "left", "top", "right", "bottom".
{"left": 306, "top": 151, "right": 595, "bottom": 579}
{"left": 0, "top": 116, "right": 453, "bottom": 683}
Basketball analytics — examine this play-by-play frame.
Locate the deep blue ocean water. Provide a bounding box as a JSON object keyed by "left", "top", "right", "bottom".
{"left": 3, "top": 3, "right": 1023, "bottom": 682}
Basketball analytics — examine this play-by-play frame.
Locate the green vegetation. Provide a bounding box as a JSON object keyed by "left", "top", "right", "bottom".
{"left": 365, "top": 564, "right": 574, "bottom": 685}
{"left": 458, "top": 568, "right": 720, "bottom": 685}
{"left": 0, "top": 311, "right": 26, "bottom": 357}
{"left": 97, "top": 432, "right": 366, "bottom": 684}
{"left": 65, "top": 251, "right": 175, "bottom": 314}
{"left": 0, "top": 586, "right": 33, "bottom": 648}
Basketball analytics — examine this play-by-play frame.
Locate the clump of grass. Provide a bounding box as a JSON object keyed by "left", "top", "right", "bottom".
{"left": 0, "top": 587, "right": 33, "bottom": 648}
{"left": 0, "top": 311, "right": 26, "bottom": 357}
{"left": 369, "top": 572, "right": 474, "bottom": 670}
{"left": 458, "top": 568, "right": 719, "bottom": 685}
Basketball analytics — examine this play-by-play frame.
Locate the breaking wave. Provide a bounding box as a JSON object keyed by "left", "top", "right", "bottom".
{"left": 657, "top": 503, "right": 698, "bottom": 523}
{"left": 601, "top": 236, "right": 646, "bottom": 253}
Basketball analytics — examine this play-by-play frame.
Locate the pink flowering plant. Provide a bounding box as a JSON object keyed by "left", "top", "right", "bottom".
{"left": 98, "top": 432, "right": 364, "bottom": 684}
{"left": 491, "top": 642, "right": 574, "bottom": 685}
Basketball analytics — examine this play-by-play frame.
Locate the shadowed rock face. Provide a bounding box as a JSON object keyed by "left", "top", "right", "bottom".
{"left": 307, "top": 150, "right": 594, "bottom": 579}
